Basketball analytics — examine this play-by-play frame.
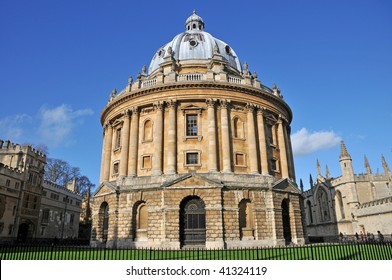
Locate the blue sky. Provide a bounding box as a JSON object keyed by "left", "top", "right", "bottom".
{"left": 1, "top": 0, "right": 391, "bottom": 190}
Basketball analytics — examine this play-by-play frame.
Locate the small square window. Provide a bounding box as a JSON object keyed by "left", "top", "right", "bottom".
{"left": 113, "top": 162, "right": 119, "bottom": 174}
{"left": 186, "top": 152, "right": 199, "bottom": 165}
{"left": 235, "top": 153, "right": 245, "bottom": 166}
{"left": 142, "top": 155, "right": 152, "bottom": 169}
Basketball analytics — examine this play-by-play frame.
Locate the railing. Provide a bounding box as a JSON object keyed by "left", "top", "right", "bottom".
{"left": 178, "top": 73, "right": 203, "bottom": 81}
{"left": 227, "top": 75, "right": 242, "bottom": 84}
{"left": 141, "top": 79, "right": 157, "bottom": 88}
{"left": 1, "top": 241, "right": 391, "bottom": 260}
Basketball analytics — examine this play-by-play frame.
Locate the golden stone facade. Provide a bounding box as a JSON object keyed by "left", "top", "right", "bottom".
{"left": 91, "top": 12, "right": 305, "bottom": 248}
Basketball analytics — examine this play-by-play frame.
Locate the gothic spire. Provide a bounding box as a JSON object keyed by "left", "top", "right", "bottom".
{"left": 326, "top": 165, "right": 331, "bottom": 179}
{"left": 316, "top": 159, "right": 321, "bottom": 177}
{"left": 364, "top": 155, "right": 372, "bottom": 175}
{"left": 382, "top": 154, "right": 391, "bottom": 177}
{"left": 300, "top": 179, "right": 304, "bottom": 193}
{"left": 310, "top": 173, "right": 314, "bottom": 189}
{"left": 339, "top": 140, "right": 351, "bottom": 159}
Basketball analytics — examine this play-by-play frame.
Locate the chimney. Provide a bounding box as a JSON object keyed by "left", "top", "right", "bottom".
{"left": 67, "top": 178, "right": 76, "bottom": 192}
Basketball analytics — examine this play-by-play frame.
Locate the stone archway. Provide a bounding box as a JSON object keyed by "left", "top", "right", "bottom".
{"left": 17, "top": 222, "right": 34, "bottom": 242}
{"left": 180, "top": 196, "right": 206, "bottom": 246}
{"left": 99, "top": 202, "right": 109, "bottom": 242}
{"left": 281, "top": 199, "right": 292, "bottom": 245}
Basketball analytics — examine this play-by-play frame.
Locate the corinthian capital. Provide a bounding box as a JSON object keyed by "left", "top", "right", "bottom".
{"left": 219, "top": 99, "right": 230, "bottom": 109}
{"left": 256, "top": 106, "right": 266, "bottom": 116}
{"left": 166, "top": 99, "right": 177, "bottom": 109}
{"left": 153, "top": 101, "right": 164, "bottom": 111}
{"left": 245, "top": 103, "right": 255, "bottom": 112}
{"left": 206, "top": 98, "right": 217, "bottom": 107}
{"left": 131, "top": 106, "right": 139, "bottom": 116}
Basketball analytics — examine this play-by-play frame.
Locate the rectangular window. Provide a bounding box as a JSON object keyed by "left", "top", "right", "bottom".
{"left": 115, "top": 128, "right": 121, "bottom": 148}
{"left": 6, "top": 179, "right": 10, "bottom": 187}
{"left": 142, "top": 155, "right": 152, "bottom": 169}
{"left": 186, "top": 152, "right": 199, "bottom": 165}
{"left": 42, "top": 209, "right": 50, "bottom": 224}
{"left": 113, "top": 162, "right": 119, "bottom": 174}
{"left": 24, "top": 194, "right": 29, "bottom": 208}
{"left": 186, "top": 114, "right": 198, "bottom": 136}
{"left": 33, "top": 196, "right": 38, "bottom": 209}
{"left": 235, "top": 153, "right": 245, "bottom": 166}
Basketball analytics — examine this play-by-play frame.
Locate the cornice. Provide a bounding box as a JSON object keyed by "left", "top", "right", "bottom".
{"left": 100, "top": 81, "right": 293, "bottom": 125}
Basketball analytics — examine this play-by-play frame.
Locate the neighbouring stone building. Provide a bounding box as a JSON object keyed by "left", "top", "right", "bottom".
{"left": 91, "top": 11, "right": 305, "bottom": 249}
{"left": 38, "top": 180, "right": 82, "bottom": 239}
{"left": 0, "top": 139, "right": 82, "bottom": 242}
{"left": 302, "top": 141, "right": 392, "bottom": 240}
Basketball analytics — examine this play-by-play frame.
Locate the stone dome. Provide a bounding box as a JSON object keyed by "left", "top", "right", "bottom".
{"left": 148, "top": 11, "right": 242, "bottom": 74}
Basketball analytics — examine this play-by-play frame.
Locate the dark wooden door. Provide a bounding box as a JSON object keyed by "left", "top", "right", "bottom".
{"left": 180, "top": 198, "right": 206, "bottom": 246}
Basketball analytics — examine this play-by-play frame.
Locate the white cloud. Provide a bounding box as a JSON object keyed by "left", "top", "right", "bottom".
{"left": 38, "top": 104, "right": 93, "bottom": 147}
{"left": 291, "top": 128, "right": 341, "bottom": 156}
{"left": 0, "top": 114, "right": 32, "bottom": 141}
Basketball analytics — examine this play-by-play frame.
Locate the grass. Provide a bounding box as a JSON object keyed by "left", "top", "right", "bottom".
{"left": 1, "top": 242, "right": 391, "bottom": 260}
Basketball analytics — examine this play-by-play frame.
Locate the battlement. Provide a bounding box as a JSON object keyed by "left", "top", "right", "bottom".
{"left": 0, "top": 139, "right": 46, "bottom": 159}
{"left": 0, "top": 162, "right": 23, "bottom": 175}
{"left": 358, "top": 196, "right": 392, "bottom": 209}
{"left": 43, "top": 180, "right": 81, "bottom": 197}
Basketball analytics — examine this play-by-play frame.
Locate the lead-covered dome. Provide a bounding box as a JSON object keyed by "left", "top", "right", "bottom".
{"left": 148, "top": 11, "right": 242, "bottom": 74}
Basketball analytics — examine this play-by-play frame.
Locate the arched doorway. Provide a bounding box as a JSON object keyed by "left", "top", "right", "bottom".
{"left": 99, "top": 202, "right": 109, "bottom": 242}
{"left": 180, "top": 197, "right": 206, "bottom": 246}
{"left": 281, "top": 199, "right": 292, "bottom": 245}
{"left": 17, "top": 222, "right": 34, "bottom": 242}
{"left": 239, "top": 199, "right": 254, "bottom": 240}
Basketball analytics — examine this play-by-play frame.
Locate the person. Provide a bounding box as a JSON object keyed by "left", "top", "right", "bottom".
{"left": 377, "top": 231, "right": 384, "bottom": 243}
{"left": 360, "top": 231, "right": 365, "bottom": 242}
{"left": 339, "top": 232, "right": 343, "bottom": 242}
{"left": 355, "top": 232, "right": 359, "bottom": 241}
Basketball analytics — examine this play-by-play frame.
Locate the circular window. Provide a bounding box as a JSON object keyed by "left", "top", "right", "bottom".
{"left": 189, "top": 39, "right": 198, "bottom": 47}
{"left": 157, "top": 48, "right": 165, "bottom": 57}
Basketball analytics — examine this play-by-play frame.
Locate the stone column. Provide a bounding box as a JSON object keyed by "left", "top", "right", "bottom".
{"left": 284, "top": 125, "right": 296, "bottom": 180}
{"left": 128, "top": 107, "right": 139, "bottom": 177}
{"left": 277, "top": 115, "right": 289, "bottom": 178}
{"left": 206, "top": 98, "right": 218, "bottom": 172}
{"left": 99, "top": 128, "right": 106, "bottom": 183}
{"left": 153, "top": 102, "right": 164, "bottom": 175}
{"left": 220, "top": 99, "right": 232, "bottom": 173}
{"left": 166, "top": 100, "right": 177, "bottom": 174}
{"left": 119, "top": 110, "right": 130, "bottom": 177}
{"left": 102, "top": 122, "right": 113, "bottom": 181}
{"left": 246, "top": 103, "right": 259, "bottom": 174}
{"left": 257, "top": 107, "right": 269, "bottom": 175}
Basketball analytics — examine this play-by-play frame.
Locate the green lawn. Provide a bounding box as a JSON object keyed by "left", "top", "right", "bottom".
{"left": 1, "top": 243, "right": 391, "bottom": 260}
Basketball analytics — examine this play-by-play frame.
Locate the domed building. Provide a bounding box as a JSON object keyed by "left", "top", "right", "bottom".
{"left": 91, "top": 11, "right": 305, "bottom": 248}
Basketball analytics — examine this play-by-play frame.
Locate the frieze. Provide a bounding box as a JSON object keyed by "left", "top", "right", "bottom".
{"left": 101, "top": 82, "right": 292, "bottom": 125}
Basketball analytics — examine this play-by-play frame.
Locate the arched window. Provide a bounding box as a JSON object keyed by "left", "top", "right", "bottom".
{"left": 336, "top": 190, "right": 345, "bottom": 220}
{"left": 133, "top": 201, "right": 148, "bottom": 241}
{"left": 137, "top": 204, "right": 148, "bottom": 230}
{"left": 99, "top": 202, "right": 109, "bottom": 242}
{"left": 317, "top": 188, "right": 330, "bottom": 222}
{"left": 233, "top": 116, "right": 244, "bottom": 138}
{"left": 143, "top": 119, "right": 153, "bottom": 141}
{"left": 281, "top": 199, "right": 292, "bottom": 245}
{"left": 306, "top": 200, "right": 313, "bottom": 224}
{"left": 238, "top": 199, "right": 254, "bottom": 240}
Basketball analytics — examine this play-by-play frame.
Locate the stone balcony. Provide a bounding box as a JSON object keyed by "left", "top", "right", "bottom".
{"left": 114, "top": 71, "right": 283, "bottom": 100}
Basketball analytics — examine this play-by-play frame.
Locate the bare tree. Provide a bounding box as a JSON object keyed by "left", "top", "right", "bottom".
{"left": 44, "top": 158, "right": 81, "bottom": 187}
